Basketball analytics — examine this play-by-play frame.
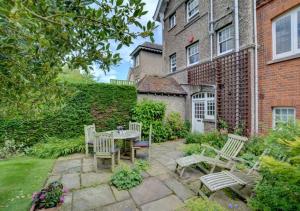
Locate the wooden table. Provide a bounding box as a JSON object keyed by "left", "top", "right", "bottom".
{"left": 107, "top": 130, "right": 140, "bottom": 161}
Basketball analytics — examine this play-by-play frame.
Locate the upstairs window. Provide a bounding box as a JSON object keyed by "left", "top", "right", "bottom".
{"left": 273, "top": 107, "right": 296, "bottom": 128}
{"left": 272, "top": 7, "right": 300, "bottom": 59}
{"left": 170, "top": 54, "right": 177, "bottom": 72}
{"left": 218, "top": 25, "right": 234, "bottom": 55}
{"left": 187, "top": 42, "right": 199, "bottom": 66}
{"left": 169, "top": 14, "right": 176, "bottom": 29}
{"left": 187, "top": 0, "right": 199, "bottom": 22}
{"left": 134, "top": 54, "right": 139, "bottom": 67}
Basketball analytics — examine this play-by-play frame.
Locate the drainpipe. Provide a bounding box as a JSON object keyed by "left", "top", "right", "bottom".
{"left": 234, "top": 0, "right": 240, "bottom": 129}
{"left": 209, "top": 0, "right": 214, "bottom": 61}
{"left": 253, "top": 0, "right": 258, "bottom": 134}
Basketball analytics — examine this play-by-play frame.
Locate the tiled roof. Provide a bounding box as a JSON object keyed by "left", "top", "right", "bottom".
{"left": 130, "top": 42, "right": 162, "bottom": 57}
{"left": 137, "top": 75, "right": 187, "bottom": 95}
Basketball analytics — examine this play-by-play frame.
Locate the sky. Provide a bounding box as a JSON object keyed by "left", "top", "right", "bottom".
{"left": 93, "top": 0, "right": 162, "bottom": 83}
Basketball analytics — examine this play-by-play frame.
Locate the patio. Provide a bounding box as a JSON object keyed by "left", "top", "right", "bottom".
{"left": 47, "top": 140, "right": 250, "bottom": 211}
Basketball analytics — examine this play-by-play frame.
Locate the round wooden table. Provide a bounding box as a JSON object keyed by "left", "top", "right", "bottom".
{"left": 106, "top": 130, "right": 140, "bottom": 161}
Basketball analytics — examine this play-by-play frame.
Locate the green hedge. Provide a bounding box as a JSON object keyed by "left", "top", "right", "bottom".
{"left": 0, "top": 83, "right": 137, "bottom": 147}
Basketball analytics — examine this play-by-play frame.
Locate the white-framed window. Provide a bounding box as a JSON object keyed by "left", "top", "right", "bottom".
{"left": 134, "top": 54, "right": 139, "bottom": 67}
{"left": 170, "top": 54, "right": 176, "bottom": 72}
{"left": 187, "top": 42, "right": 199, "bottom": 66}
{"left": 272, "top": 7, "right": 300, "bottom": 59}
{"left": 186, "top": 0, "right": 199, "bottom": 22}
{"left": 192, "top": 92, "right": 215, "bottom": 120}
{"left": 272, "top": 107, "right": 296, "bottom": 128}
{"left": 218, "top": 25, "right": 234, "bottom": 55}
{"left": 169, "top": 13, "right": 176, "bottom": 29}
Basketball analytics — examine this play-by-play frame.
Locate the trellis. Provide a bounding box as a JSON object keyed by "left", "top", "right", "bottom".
{"left": 188, "top": 49, "right": 251, "bottom": 135}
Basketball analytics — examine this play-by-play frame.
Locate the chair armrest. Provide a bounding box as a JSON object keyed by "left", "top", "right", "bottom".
{"left": 201, "top": 144, "right": 222, "bottom": 154}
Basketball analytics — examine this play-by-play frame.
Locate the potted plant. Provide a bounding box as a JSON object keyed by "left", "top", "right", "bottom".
{"left": 30, "top": 181, "right": 67, "bottom": 211}
{"left": 219, "top": 119, "right": 229, "bottom": 134}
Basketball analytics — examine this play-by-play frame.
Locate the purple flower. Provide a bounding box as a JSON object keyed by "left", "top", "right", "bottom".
{"left": 228, "top": 203, "right": 233, "bottom": 209}
{"left": 60, "top": 196, "right": 64, "bottom": 203}
{"left": 32, "top": 192, "right": 38, "bottom": 200}
{"left": 39, "top": 194, "right": 46, "bottom": 200}
{"left": 235, "top": 204, "right": 239, "bottom": 208}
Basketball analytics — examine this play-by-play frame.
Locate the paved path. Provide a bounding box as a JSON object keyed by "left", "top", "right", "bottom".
{"left": 46, "top": 140, "right": 249, "bottom": 211}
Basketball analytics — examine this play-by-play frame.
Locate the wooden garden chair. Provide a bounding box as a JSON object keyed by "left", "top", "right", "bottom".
{"left": 131, "top": 124, "right": 152, "bottom": 163}
{"left": 175, "top": 134, "right": 248, "bottom": 177}
{"left": 198, "top": 149, "right": 269, "bottom": 198}
{"left": 129, "top": 122, "right": 142, "bottom": 140}
{"left": 94, "top": 132, "right": 120, "bottom": 172}
{"left": 84, "top": 124, "right": 96, "bottom": 156}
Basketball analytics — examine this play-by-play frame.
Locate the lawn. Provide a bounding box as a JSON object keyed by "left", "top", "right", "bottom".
{"left": 0, "top": 157, "right": 54, "bottom": 211}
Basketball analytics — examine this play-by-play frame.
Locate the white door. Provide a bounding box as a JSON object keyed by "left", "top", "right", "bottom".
{"left": 192, "top": 100, "right": 205, "bottom": 133}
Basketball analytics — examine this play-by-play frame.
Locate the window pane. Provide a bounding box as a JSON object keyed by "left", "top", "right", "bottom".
{"left": 298, "top": 11, "right": 300, "bottom": 48}
{"left": 276, "top": 15, "right": 291, "bottom": 54}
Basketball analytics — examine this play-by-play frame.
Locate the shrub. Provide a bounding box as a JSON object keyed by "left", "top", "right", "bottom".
{"left": 178, "top": 198, "right": 227, "bottom": 211}
{"left": 166, "top": 112, "right": 190, "bottom": 140}
{"left": 31, "top": 181, "right": 67, "bottom": 210}
{"left": 183, "top": 144, "right": 202, "bottom": 156}
{"left": 185, "top": 131, "right": 226, "bottom": 149}
{"left": 0, "top": 83, "right": 137, "bottom": 147}
{"left": 28, "top": 137, "right": 85, "bottom": 158}
{"left": 111, "top": 166, "right": 141, "bottom": 190}
{"left": 0, "top": 139, "right": 24, "bottom": 159}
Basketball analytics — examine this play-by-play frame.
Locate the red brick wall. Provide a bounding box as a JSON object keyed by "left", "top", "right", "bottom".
{"left": 257, "top": 0, "right": 300, "bottom": 133}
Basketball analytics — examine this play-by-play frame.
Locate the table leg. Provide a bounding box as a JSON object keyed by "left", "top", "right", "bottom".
{"left": 130, "top": 140, "right": 134, "bottom": 163}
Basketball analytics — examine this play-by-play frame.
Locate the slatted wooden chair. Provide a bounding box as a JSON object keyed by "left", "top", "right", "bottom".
{"left": 131, "top": 124, "right": 152, "bottom": 163}
{"left": 129, "top": 122, "right": 142, "bottom": 140}
{"left": 84, "top": 124, "right": 96, "bottom": 156}
{"left": 94, "top": 132, "right": 120, "bottom": 172}
{"left": 198, "top": 149, "right": 269, "bottom": 198}
{"left": 175, "top": 134, "right": 248, "bottom": 177}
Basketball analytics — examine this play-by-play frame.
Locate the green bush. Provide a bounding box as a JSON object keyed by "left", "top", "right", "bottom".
{"left": 182, "top": 144, "right": 202, "bottom": 156}
{"left": 0, "top": 83, "right": 137, "bottom": 147}
{"left": 165, "top": 112, "right": 190, "bottom": 140}
{"left": 185, "top": 131, "right": 226, "bottom": 149}
{"left": 28, "top": 137, "right": 85, "bottom": 158}
{"left": 178, "top": 198, "right": 227, "bottom": 211}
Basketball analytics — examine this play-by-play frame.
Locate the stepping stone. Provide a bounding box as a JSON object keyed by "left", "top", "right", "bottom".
{"left": 164, "top": 178, "right": 194, "bottom": 201}
{"left": 111, "top": 186, "right": 130, "bottom": 201}
{"left": 82, "top": 158, "right": 94, "bottom": 173}
{"left": 140, "top": 195, "right": 184, "bottom": 211}
{"left": 53, "top": 159, "right": 81, "bottom": 174}
{"left": 58, "top": 193, "right": 72, "bottom": 211}
{"left": 61, "top": 173, "right": 80, "bottom": 190}
{"left": 129, "top": 177, "right": 172, "bottom": 206}
{"left": 72, "top": 184, "right": 115, "bottom": 211}
{"left": 146, "top": 161, "right": 170, "bottom": 176}
{"left": 58, "top": 153, "right": 85, "bottom": 161}
{"left": 81, "top": 172, "right": 112, "bottom": 187}
{"left": 99, "top": 199, "right": 137, "bottom": 211}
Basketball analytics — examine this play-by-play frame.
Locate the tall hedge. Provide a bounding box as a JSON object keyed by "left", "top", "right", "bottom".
{"left": 0, "top": 83, "right": 137, "bottom": 147}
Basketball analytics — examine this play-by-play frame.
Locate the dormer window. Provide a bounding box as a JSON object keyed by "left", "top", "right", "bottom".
{"left": 169, "top": 13, "right": 176, "bottom": 29}
{"left": 187, "top": 0, "right": 199, "bottom": 22}
{"left": 134, "top": 54, "right": 140, "bottom": 67}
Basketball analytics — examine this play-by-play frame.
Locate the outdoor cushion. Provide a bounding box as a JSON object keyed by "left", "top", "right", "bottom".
{"left": 133, "top": 140, "right": 149, "bottom": 147}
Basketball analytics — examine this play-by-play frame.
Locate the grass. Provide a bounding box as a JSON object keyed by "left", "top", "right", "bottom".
{"left": 0, "top": 157, "right": 54, "bottom": 211}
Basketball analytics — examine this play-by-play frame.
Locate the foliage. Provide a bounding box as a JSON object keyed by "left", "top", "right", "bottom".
{"left": 166, "top": 112, "right": 190, "bottom": 140}
{"left": 185, "top": 131, "right": 227, "bottom": 149}
{"left": 0, "top": 0, "right": 155, "bottom": 118}
{"left": 32, "top": 181, "right": 66, "bottom": 210}
{"left": 178, "top": 198, "right": 227, "bottom": 211}
{"left": 134, "top": 159, "right": 150, "bottom": 172}
{"left": 183, "top": 144, "right": 202, "bottom": 156}
{"left": 57, "top": 66, "right": 95, "bottom": 84}
{"left": 28, "top": 137, "right": 85, "bottom": 158}
{"left": 249, "top": 123, "right": 300, "bottom": 211}
{"left": 110, "top": 164, "right": 143, "bottom": 190}
{"left": 0, "top": 139, "right": 24, "bottom": 159}
{"left": 0, "top": 157, "right": 54, "bottom": 211}
{"left": 0, "top": 83, "right": 137, "bottom": 147}
{"left": 218, "top": 119, "right": 229, "bottom": 130}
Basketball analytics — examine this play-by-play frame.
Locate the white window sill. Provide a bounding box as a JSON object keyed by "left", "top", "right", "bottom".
{"left": 187, "top": 62, "right": 200, "bottom": 67}
{"left": 268, "top": 53, "right": 300, "bottom": 65}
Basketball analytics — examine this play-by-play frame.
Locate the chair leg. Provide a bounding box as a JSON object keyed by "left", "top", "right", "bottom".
{"left": 148, "top": 147, "right": 151, "bottom": 161}
{"left": 179, "top": 167, "right": 185, "bottom": 178}
{"left": 131, "top": 147, "right": 135, "bottom": 163}
{"left": 94, "top": 156, "right": 98, "bottom": 172}
{"left": 111, "top": 155, "right": 115, "bottom": 172}
{"left": 210, "top": 164, "right": 216, "bottom": 173}
{"left": 117, "top": 151, "right": 120, "bottom": 165}
{"left": 175, "top": 163, "right": 179, "bottom": 173}
{"left": 86, "top": 144, "right": 89, "bottom": 157}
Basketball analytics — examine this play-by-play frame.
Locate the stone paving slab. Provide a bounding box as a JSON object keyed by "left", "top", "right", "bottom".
{"left": 164, "top": 178, "right": 194, "bottom": 201}
{"left": 53, "top": 159, "right": 81, "bottom": 174}
{"left": 111, "top": 186, "right": 130, "bottom": 202}
{"left": 129, "top": 177, "right": 172, "bottom": 206}
{"left": 72, "top": 184, "right": 115, "bottom": 211}
{"left": 140, "top": 195, "right": 184, "bottom": 211}
{"left": 82, "top": 158, "right": 94, "bottom": 173}
{"left": 146, "top": 161, "right": 170, "bottom": 177}
{"left": 81, "top": 172, "right": 111, "bottom": 187}
{"left": 58, "top": 193, "right": 72, "bottom": 211}
{"left": 99, "top": 199, "right": 137, "bottom": 211}
{"left": 61, "top": 173, "right": 80, "bottom": 190}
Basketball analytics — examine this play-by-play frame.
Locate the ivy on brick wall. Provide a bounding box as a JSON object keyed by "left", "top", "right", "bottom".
{"left": 0, "top": 83, "right": 137, "bottom": 147}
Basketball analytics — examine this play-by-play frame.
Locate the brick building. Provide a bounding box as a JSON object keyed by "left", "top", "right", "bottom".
{"left": 256, "top": 0, "right": 300, "bottom": 133}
